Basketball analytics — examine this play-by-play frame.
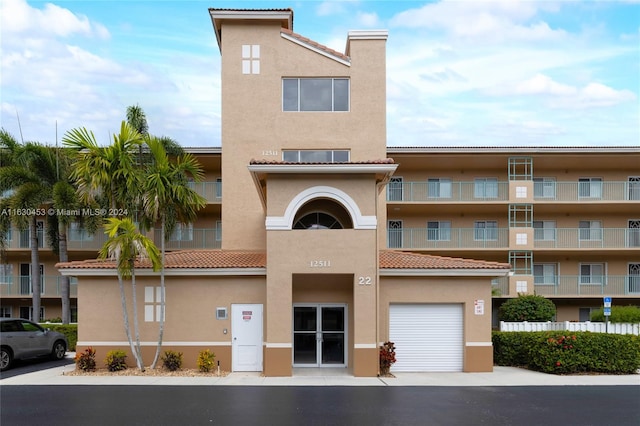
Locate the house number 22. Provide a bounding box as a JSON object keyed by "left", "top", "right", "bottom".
{"left": 358, "top": 276, "right": 372, "bottom": 285}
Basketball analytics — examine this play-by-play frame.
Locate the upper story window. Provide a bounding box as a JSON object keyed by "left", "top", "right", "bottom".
{"left": 292, "top": 199, "right": 353, "bottom": 230}
{"left": 578, "top": 177, "right": 602, "bottom": 199}
{"left": 283, "top": 150, "right": 349, "bottom": 163}
{"left": 242, "top": 45, "right": 260, "bottom": 74}
{"left": 283, "top": 78, "right": 349, "bottom": 112}
{"left": 474, "top": 178, "right": 498, "bottom": 199}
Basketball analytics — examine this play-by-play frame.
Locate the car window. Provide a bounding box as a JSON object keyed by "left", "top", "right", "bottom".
{"left": 1, "top": 321, "right": 21, "bottom": 332}
{"left": 20, "top": 321, "right": 42, "bottom": 332}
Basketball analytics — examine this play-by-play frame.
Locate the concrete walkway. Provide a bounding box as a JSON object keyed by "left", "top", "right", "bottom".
{"left": 2, "top": 362, "right": 639, "bottom": 386}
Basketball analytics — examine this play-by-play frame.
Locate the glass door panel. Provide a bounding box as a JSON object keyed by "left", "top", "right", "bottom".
{"left": 293, "top": 306, "right": 317, "bottom": 364}
{"left": 293, "top": 305, "right": 346, "bottom": 367}
{"left": 321, "top": 307, "right": 345, "bottom": 364}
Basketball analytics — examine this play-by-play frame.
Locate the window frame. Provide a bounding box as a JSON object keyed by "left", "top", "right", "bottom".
{"left": 578, "top": 220, "right": 602, "bottom": 241}
{"left": 427, "top": 178, "right": 452, "bottom": 199}
{"left": 474, "top": 178, "right": 499, "bottom": 199}
{"left": 474, "top": 220, "right": 498, "bottom": 241}
{"left": 282, "top": 78, "right": 350, "bottom": 112}
{"left": 580, "top": 263, "right": 606, "bottom": 285}
{"left": 427, "top": 221, "right": 451, "bottom": 241}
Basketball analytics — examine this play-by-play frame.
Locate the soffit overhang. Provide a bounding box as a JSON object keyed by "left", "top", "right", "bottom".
{"left": 247, "top": 161, "right": 398, "bottom": 209}
{"left": 209, "top": 8, "right": 294, "bottom": 52}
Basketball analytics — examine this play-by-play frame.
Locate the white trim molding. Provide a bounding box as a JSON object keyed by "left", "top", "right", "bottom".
{"left": 266, "top": 185, "right": 377, "bottom": 230}
{"left": 265, "top": 342, "right": 292, "bottom": 348}
{"left": 465, "top": 342, "right": 493, "bottom": 347}
{"left": 354, "top": 343, "right": 378, "bottom": 349}
{"left": 77, "top": 341, "right": 232, "bottom": 347}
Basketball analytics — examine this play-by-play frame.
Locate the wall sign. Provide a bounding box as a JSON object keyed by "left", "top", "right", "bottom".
{"left": 474, "top": 300, "right": 484, "bottom": 315}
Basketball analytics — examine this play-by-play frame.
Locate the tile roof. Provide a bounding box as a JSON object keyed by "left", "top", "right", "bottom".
{"left": 281, "top": 28, "right": 350, "bottom": 62}
{"left": 57, "top": 249, "right": 508, "bottom": 271}
{"left": 249, "top": 158, "right": 395, "bottom": 165}
{"left": 379, "top": 251, "right": 511, "bottom": 270}
{"left": 56, "top": 250, "right": 267, "bottom": 270}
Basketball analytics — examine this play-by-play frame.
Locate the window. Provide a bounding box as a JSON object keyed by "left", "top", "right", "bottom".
{"left": 282, "top": 150, "right": 349, "bottom": 163}
{"left": 283, "top": 78, "right": 349, "bottom": 111}
{"left": 533, "top": 221, "right": 556, "bottom": 240}
{"left": 427, "top": 221, "right": 451, "bottom": 241}
{"left": 293, "top": 212, "right": 343, "bottom": 230}
{"left": 474, "top": 178, "right": 498, "bottom": 199}
{"left": 388, "top": 220, "right": 403, "bottom": 248}
{"left": 0, "top": 307, "right": 11, "bottom": 318}
{"left": 145, "top": 286, "right": 164, "bottom": 322}
{"left": 170, "top": 223, "right": 193, "bottom": 241}
{"left": 69, "top": 222, "right": 93, "bottom": 242}
{"left": 629, "top": 177, "right": 640, "bottom": 201}
{"left": 0, "top": 264, "right": 12, "bottom": 285}
{"left": 579, "top": 220, "right": 602, "bottom": 240}
{"left": 215, "top": 178, "right": 222, "bottom": 199}
{"left": 428, "top": 178, "right": 452, "bottom": 198}
{"left": 242, "top": 44, "right": 260, "bottom": 74}
{"left": 534, "top": 263, "right": 557, "bottom": 285}
{"left": 534, "top": 177, "right": 556, "bottom": 198}
{"left": 215, "top": 220, "right": 222, "bottom": 242}
{"left": 580, "top": 263, "right": 605, "bottom": 285}
{"left": 578, "top": 178, "right": 602, "bottom": 199}
{"left": 475, "top": 221, "right": 498, "bottom": 240}
{"left": 387, "top": 177, "right": 403, "bottom": 201}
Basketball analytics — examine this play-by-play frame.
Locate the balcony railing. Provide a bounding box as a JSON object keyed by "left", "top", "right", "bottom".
{"left": 534, "top": 228, "right": 640, "bottom": 249}
{"left": 534, "top": 181, "right": 640, "bottom": 202}
{"left": 0, "top": 276, "right": 78, "bottom": 298}
{"left": 387, "top": 227, "right": 509, "bottom": 249}
{"left": 492, "top": 276, "right": 509, "bottom": 296}
{"left": 154, "top": 228, "right": 221, "bottom": 250}
{"left": 387, "top": 182, "right": 509, "bottom": 202}
{"left": 188, "top": 181, "right": 222, "bottom": 203}
{"left": 5, "top": 227, "right": 221, "bottom": 250}
{"left": 533, "top": 275, "right": 640, "bottom": 296}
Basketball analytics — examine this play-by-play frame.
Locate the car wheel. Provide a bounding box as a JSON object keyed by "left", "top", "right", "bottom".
{"left": 1, "top": 347, "right": 13, "bottom": 371}
{"left": 51, "top": 340, "right": 66, "bottom": 360}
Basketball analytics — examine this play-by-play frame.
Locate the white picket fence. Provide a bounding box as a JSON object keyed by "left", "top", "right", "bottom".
{"left": 499, "top": 321, "right": 640, "bottom": 335}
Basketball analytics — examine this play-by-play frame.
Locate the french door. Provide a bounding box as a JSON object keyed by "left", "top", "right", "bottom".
{"left": 293, "top": 304, "right": 346, "bottom": 367}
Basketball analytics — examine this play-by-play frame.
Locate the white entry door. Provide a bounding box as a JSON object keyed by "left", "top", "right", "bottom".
{"left": 231, "top": 304, "right": 263, "bottom": 372}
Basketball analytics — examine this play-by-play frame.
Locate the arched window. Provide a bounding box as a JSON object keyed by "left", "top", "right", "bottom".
{"left": 292, "top": 199, "right": 353, "bottom": 230}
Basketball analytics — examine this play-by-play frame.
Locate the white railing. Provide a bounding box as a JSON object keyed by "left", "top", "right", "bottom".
{"left": 499, "top": 321, "right": 640, "bottom": 335}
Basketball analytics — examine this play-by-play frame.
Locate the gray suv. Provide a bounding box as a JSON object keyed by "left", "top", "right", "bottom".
{"left": 0, "top": 318, "right": 68, "bottom": 371}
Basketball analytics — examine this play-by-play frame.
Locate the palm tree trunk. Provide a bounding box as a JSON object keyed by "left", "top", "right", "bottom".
{"left": 117, "top": 272, "right": 139, "bottom": 369}
{"left": 58, "top": 221, "right": 70, "bottom": 324}
{"left": 131, "top": 266, "right": 144, "bottom": 370}
{"left": 30, "top": 217, "right": 41, "bottom": 322}
{"left": 150, "top": 218, "right": 166, "bottom": 369}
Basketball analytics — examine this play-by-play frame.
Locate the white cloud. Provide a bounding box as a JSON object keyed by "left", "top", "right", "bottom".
{"left": 0, "top": 0, "right": 110, "bottom": 39}
{"left": 389, "top": 0, "right": 566, "bottom": 43}
{"left": 355, "top": 11, "right": 381, "bottom": 27}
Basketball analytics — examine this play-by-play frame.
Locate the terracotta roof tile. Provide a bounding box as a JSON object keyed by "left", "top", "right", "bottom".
{"left": 58, "top": 249, "right": 508, "bottom": 272}
{"left": 281, "top": 28, "right": 350, "bottom": 62}
{"left": 56, "top": 250, "right": 266, "bottom": 270}
{"left": 379, "top": 250, "right": 510, "bottom": 270}
{"left": 249, "top": 158, "right": 395, "bottom": 165}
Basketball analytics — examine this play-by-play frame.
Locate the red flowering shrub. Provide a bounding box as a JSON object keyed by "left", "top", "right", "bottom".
{"left": 379, "top": 341, "right": 396, "bottom": 375}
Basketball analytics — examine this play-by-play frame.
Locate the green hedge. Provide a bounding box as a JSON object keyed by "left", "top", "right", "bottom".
{"left": 41, "top": 324, "right": 77, "bottom": 351}
{"left": 590, "top": 305, "right": 640, "bottom": 323}
{"left": 493, "top": 331, "right": 640, "bottom": 375}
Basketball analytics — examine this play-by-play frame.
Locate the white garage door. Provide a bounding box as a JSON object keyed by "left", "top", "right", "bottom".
{"left": 389, "top": 304, "right": 463, "bottom": 372}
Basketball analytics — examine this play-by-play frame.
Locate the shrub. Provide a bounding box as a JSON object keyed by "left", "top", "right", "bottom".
{"left": 161, "top": 350, "right": 183, "bottom": 371}
{"left": 379, "top": 341, "right": 396, "bottom": 376}
{"left": 591, "top": 305, "right": 640, "bottom": 323}
{"left": 499, "top": 294, "right": 556, "bottom": 322}
{"left": 104, "top": 350, "right": 128, "bottom": 372}
{"left": 197, "top": 349, "right": 216, "bottom": 373}
{"left": 75, "top": 347, "right": 97, "bottom": 372}
{"left": 493, "top": 331, "right": 640, "bottom": 375}
{"left": 42, "top": 323, "right": 77, "bottom": 351}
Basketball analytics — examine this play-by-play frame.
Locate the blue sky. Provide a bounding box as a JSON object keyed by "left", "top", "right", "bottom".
{"left": 1, "top": 0, "right": 638, "bottom": 147}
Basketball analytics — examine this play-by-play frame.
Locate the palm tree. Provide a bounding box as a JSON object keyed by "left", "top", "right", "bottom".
{"left": 0, "top": 131, "right": 55, "bottom": 322}
{"left": 99, "top": 217, "right": 161, "bottom": 370}
{"left": 126, "top": 104, "right": 149, "bottom": 136}
{"left": 62, "top": 121, "right": 144, "bottom": 211}
{"left": 140, "top": 136, "right": 206, "bottom": 368}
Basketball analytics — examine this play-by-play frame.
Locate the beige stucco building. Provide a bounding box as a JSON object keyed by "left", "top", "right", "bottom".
{"left": 5, "top": 8, "right": 638, "bottom": 376}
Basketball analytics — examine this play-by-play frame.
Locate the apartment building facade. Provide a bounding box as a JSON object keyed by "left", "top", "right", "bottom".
{"left": 5, "top": 8, "right": 637, "bottom": 376}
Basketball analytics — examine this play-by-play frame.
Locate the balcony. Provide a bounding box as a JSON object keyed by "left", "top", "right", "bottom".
{"left": 154, "top": 228, "right": 221, "bottom": 250}
{"left": 1, "top": 276, "right": 78, "bottom": 298}
{"left": 533, "top": 275, "right": 640, "bottom": 296}
{"left": 5, "top": 228, "right": 221, "bottom": 251}
{"left": 534, "top": 181, "right": 640, "bottom": 202}
{"left": 534, "top": 228, "right": 640, "bottom": 249}
{"left": 387, "top": 227, "right": 509, "bottom": 249}
{"left": 387, "top": 181, "right": 509, "bottom": 202}
{"left": 188, "top": 181, "right": 222, "bottom": 203}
